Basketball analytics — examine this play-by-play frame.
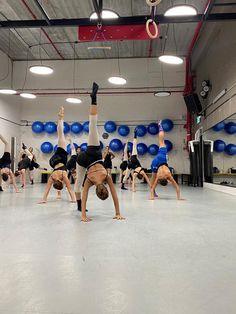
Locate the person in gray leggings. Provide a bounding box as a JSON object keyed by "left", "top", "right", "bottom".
{"left": 75, "top": 82, "right": 125, "bottom": 223}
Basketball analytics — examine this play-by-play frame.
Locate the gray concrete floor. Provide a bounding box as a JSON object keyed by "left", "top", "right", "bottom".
{"left": 0, "top": 183, "right": 236, "bottom": 314}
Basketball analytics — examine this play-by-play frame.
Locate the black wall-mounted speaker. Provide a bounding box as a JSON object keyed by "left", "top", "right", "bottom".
{"left": 184, "top": 93, "right": 202, "bottom": 114}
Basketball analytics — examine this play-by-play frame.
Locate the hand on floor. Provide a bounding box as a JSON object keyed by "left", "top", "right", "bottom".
{"left": 81, "top": 216, "right": 92, "bottom": 223}
{"left": 113, "top": 215, "right": 125, "bottom": 220}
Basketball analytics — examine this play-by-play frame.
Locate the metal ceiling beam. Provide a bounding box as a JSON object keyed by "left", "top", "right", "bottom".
{"left": 0, "top": 13, "right": 236, "bottom": 29}
{"left": 32, "top": 0, "right": 51, "bottom": 25}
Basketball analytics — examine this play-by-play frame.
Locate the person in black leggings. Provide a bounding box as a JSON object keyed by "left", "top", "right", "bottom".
{"left": 103, "top": 146, "right": 115, "bottom": 175}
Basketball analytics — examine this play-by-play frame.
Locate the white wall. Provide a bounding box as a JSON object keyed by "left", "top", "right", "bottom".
{"left": 11, "top": 57, "right": 189, "bottom": 181}
{"left": 0, "top": 51, "right": 21, "bottom": 158}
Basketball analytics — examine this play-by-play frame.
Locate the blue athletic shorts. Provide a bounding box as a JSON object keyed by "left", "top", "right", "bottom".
{"left": 151, "top": 147, "right": 168, "bottom": 173}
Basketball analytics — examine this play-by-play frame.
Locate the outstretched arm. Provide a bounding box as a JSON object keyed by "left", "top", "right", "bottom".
{"left": 107, "top": 175, "right": 125, "bottom": 220}
{"left": 39, "top": 176, "right": 53, "bottom": 203}
{"left": 81, "top": 180, "right": 92, "bottom": 222}
{"left": 9, "top": 171, "right": 19, "bottom": 193}
{"left": 63, "top": 173, "right": 76, "bottom": 202}
{"left": 142, "top": 171, "right": 152, "bottom": 189}
{"left": 168, "top": 175, "right": 184, "bottom": 200}
{"left": 132, "top": 173, "right": 137, "bottom": 192}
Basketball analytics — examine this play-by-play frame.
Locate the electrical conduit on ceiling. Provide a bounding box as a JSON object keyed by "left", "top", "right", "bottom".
{"left": 21, "top": 0, "right": 64, "bottom": 60}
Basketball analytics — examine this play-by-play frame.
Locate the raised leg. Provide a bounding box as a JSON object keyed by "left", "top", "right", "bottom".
{"left": 0, "top": 134, "right": 10, "bottom": 153}
{"left": 158, "top": 120, "right": 165, "bottom": 148}
{"left": 57, "top": 107, "right": 66, "bottom": 150}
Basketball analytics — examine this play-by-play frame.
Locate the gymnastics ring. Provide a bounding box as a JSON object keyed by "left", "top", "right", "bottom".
{"left": 146, "top": 0, "right": 162, "bottom": 7}
{"left": 146, "top": 19, "right": 159, "bottom": 39}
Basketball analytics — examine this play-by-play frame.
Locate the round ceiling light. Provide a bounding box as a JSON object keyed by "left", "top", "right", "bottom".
{"left": 164, "top": 5, "right": 197, "bottom": 16}
{"left": 29, "top": 65, "right": 54, "bottom": 75}
{"left": 108, "top": 76, "right": 127, "bottom": 85}
{"left": 154, "top": 91, "right": 171, "bottom": 97}
{"left": 90, "top": 10, "right": 119, "bottom": 20}
{"left": 0, "top": 89, "right": 17, "bottom": 95}
{"left": 66, "top": 98, "right": 82, "bottom": 104}
{"left": 159, "top": 55, "right": 183, "bottom": 65}
{"left": 20, "top": 93, "right": 36, "bottom": 99}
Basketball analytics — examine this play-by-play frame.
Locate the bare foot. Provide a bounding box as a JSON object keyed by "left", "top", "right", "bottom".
{"left": 58, "top": 106, "right": 64, "bottom": 120}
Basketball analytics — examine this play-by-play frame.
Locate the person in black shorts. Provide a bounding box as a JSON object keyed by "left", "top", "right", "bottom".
{"left": 75, "top": 82, "right": 125, "bottom": 222}
{"left": 39, "top": 107, "right": 76, "bottom": 203}
{"left": 15, "top": 144, "right": 36, "bottom": 188}
{"left": 122, "top": 131, "right": 152, "bottom": 192}
{"left": 0, "top": 134, "right": 19, "bottom": 192}
{"left": 28, "top": 147, "right": 40, "bottom": 184}
{"left": 103, "top": 146, "right": 115, "bottom": 175}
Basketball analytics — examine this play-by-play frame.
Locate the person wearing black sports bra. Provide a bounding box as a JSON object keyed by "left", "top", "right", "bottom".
{"left": 75, "top": 82, "right": 125, "bottom": 223}
{"left": 39, "top": 107, "right": 76, "bottom": 203}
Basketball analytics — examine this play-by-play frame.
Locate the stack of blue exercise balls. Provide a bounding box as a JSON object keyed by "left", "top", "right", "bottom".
{"left": 35, "top": 118, "right": 175, "bottom": 156}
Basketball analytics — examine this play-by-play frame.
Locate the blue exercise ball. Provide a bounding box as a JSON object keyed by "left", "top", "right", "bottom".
{"left": 214, "top": 140, "right": 226, "bottom": 153}
{"left": 136, "top": 125, "right": 147, "bottom": 137}
{"left": 83, "top": 121, "right": 89, "bottom": 133}
{"left": 54, "top": 144, "right": 58, "bottom": 152}
{"left": 44, "top": 121, "right": 57, "bottom": 134}
{"left": 118, "top": 125, "right": 130, "bottom": 137}
{"left": 80, "top": 143, "right": 88, "bottom": 152}
{"left": 67, "top": 143, "right": 79, "bottom": 154}
{"left": 32, "top": 121, "right": 44, "bottom": 134}
{"left": 137, "top": 143, "right": 148, "bottom": 156}
{"left": 100, "top": 141, "right": 104, "bottom": 150}
{"left": 71, "top": 122, "right": 83, "bottom": 134}
{"left": 104, "top": 121, "right": 117, "bottom": 133}
{"left": 212, "top": 121, "right": 225, "bottom": 132}
{"left": 147, "top": 123, "right": 159, "bottom": 135}
{"left": 225, "top": 144, "right": 236, "bottom": 156}
{"left": 127, "top": 141, "right": 133, "bottom": 153}
{"left": 41, "top": 142, "right": 53, "bottom": 154}
{"left": 165, "top": 140, "right": 173, "bottom": 152}
{"left": 109, "top": 139, "right": 123, "bottom": 152}
{"left": 148, "top": 144, "right": 159, "bottom": 156}
{"left": 162, "top": 119, "right": 174, "bottom": 132}
{"left": 63, "top": 122, "right": 70, "bottom": 134}
{"left": 224, "top": 122, "right": 236, "bottom": 134}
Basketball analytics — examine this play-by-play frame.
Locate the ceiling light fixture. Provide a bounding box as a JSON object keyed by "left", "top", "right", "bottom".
{"left": 29, "top": 65, "right": 54, "bottom": 75}
{"left": 108, "top": 76, "right": 127, "bottom": 85}
{"left": 88, "top": 46, "right": 112, "bottom": 50}
{"left": 159, "top": 55, "right": 183, "bottom": 65}
{"left": 90, "top": 10, "right": 119, "bottom": 20}
{"left": 154, "top": 91, "right": 171, "bottom": 97}
{"left": 66, "top": 98, "right": 82, "bottom": 104}
{"left": 20, "top": 93, "right": 36, "bottom": 99}
{"left": 0, "top": 89, "right": 17, "bottom": 95}
{"left": 164, "top": 5, "right": 197, "bottom": 16}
